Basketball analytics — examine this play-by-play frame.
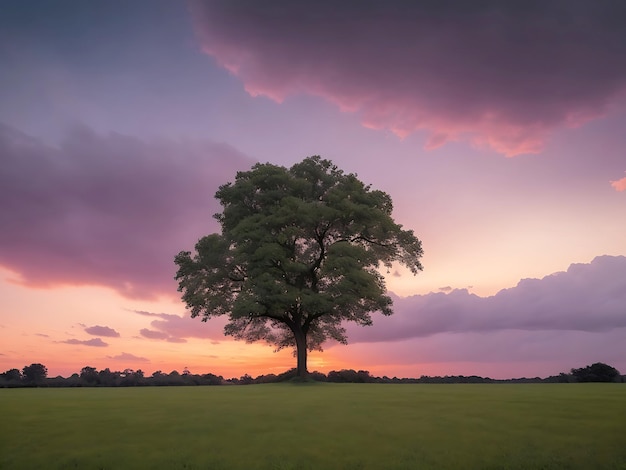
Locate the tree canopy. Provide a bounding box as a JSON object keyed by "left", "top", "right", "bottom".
{"left": 570, "top": 362, "right": 621, "bottom": 383}
{"left": 21, "top": 363, "right": 47, "bottom": 384}
{"left": 175, "top": 156, "right": 423, "bottom": 377}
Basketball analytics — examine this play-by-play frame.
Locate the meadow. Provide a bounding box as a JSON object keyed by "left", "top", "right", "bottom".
{"left": 1, "top": 383, "right": 624, "bottom": 469}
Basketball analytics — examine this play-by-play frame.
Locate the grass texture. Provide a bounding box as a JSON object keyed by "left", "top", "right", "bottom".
{"left": 1, "top": 383, "right": 625, "bottom": 469}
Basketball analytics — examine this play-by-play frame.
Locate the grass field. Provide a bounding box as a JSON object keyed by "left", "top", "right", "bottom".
{"left": 1, "top": 383, "right": 625, "bottom": 469}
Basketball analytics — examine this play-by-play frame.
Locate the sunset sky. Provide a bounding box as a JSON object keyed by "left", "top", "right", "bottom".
{"left": 1, "top": 1, "right": 625, "bottom": 380}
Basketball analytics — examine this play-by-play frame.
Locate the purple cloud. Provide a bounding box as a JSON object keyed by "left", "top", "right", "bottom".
{"left": 0, "top": 123, "right": 255, "bottom": 299}
{"left": 62, "top": 338, "right": 108, "bottom": 347}
{"left": 139, "top": 327, "right": 187, "bottom": 343}
{"left": 107, "top": 352, "right": 149, "bottom": 362}
{"left": 191, "top": 1, "right": 626, "bottom": 156}
{"left": 139, "top": 328, "right": 168, "bottom": 340}
{"left": 85, "top": 325, "right": 120, "bottom": 338}
{"left": 346, "top": 255, "right": 626, "bottom": 343}
{"left": 135, "top": 310, "right": 227, "bottom": 340}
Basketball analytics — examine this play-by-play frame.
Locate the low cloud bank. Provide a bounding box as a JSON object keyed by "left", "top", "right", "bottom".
{"left": 348, "top": 255, "right": 626, "bottom": 343}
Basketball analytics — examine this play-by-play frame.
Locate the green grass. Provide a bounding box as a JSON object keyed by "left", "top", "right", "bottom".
{"left": 1, "top": 383, "right": 625, "bottom": 469}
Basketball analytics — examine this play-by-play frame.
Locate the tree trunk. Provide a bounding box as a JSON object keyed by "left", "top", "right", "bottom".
{"left": 293, "top": 327, "right": 308, "bottom": 379}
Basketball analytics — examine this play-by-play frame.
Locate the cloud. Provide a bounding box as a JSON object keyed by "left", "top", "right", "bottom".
{"left": 139, "top": 328, "right": 168, "bottom": 340}
{"left": 35, "top": 333, "right": 50, "bottom": 338}
{"left": 346, "top": 255, "right": 626, "bottom": 343}
{"left": 610, "top": 175, "right": 626, "bottom": 191}
{"left": 166, "top": 337, "right": 188, "bottom": 344}
{"left": 107, "top": 352, "right": 149, "bottom": 363}
{"left": 85, "top": 325, "right": 120, "bottom": 338}
{"left": 139, "top": 328, "right": 188, "bottom": 343}
{"left": 135, "top": 310, "right": 227, "bottom": 341}
{"left": 62, "top": 338, "right": 108, "bottom": 347}
{"left": 191, "top": 1, "right": 626, "bottom": 156}
{"left": 0, "top": 123, "right": 255, "bottom": 299}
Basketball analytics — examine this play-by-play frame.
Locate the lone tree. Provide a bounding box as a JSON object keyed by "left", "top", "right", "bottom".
{"left": 175, "top": 156, "right": 423, "bottom": 378}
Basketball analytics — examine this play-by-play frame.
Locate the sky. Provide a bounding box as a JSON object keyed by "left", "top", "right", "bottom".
{"left": 1, "top": 0, "right": 625, "bottom": 380}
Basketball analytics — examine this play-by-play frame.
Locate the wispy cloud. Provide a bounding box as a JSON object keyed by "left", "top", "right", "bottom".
{"left": 61, "top": 338, "right": 108, "bottom": 347}
{"left": 192, "top": 1, "right": 626, "bottom": 156}
{"left": 85, "top": 325, "right": 120, "bottom": 338}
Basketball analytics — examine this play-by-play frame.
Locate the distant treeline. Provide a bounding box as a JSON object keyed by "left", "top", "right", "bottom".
{"left": 1, "top": 362, "right": 623, "bottom": 388}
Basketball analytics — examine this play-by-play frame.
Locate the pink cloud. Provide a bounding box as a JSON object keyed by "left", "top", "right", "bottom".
{"left": 0, "top": 123, "right": 255, "bottom": 299}
{"left": 107, "top": 352, "right": 149, "bottom": 363}
{"left": 345, "top": 255, "right": 626, "bottom": 343}
{"left": 139, "top": 328, "right": 168, "bottom": 340}
{"left": 135, "top": 310, "right": 228, "bottom": 341}
{"left": 610, "top": 176, "right": 626, "bottom": 191}
{"left": 62, "top": 338, "right": 108, "bottom": 347}
{"left": 85, "top": 325, "right": 120, "bottom": 338}
{"left": 139, "top": 327, "right": 188, "bottom": 343}
{"left": 191, "top": 1, "right": 626, "bottom": 156}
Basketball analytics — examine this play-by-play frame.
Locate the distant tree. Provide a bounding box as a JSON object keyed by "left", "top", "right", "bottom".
{"left": 22, "top": 363, "right": 47, "bottom": 385}
{"left": 201, "top": 373, "right": 224, "bottom": 385}
{"left": 175, "top": 156, "right": 423, "bottom": 378}
{"left": 239, "top": 374, "right": 254, "bottom": 385}
{"left": 570, "top": 362, "right": 621, "bottom": 383}
{"left": 120, "top": 369, "right": 144, "bottom": 386}
{"left": 80, "top": 366, "right": 99, "bottom": 385}
{"left": 98, "top": 368, "right": 120, "bottom": 386}
{"left": 64, "top": 373, "right": 82, "bottom": 387}
{"left": 327, "top": 369, "right": 374, "bottom": 383}
{"left": 308, "top": 370, "right": 328, "bottom": 382}
{"left": 166, "top": 370, "right": 185, "bottom": 386}
{"left": 1, "top": 368, "right": 22, "bottom": 383}
{"left": 0, "top": 369, "right": 22, "bottom": 387}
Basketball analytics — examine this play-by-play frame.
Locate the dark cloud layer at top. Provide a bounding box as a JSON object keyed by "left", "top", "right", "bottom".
{"left": 0, "top": 123, "right": 254, "bottom": 299}
{"left": 191, "top": 0, "right": 626, "bottom": 155}
{"left": 347, "top": 255, "right": 626, "bottom": 343}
